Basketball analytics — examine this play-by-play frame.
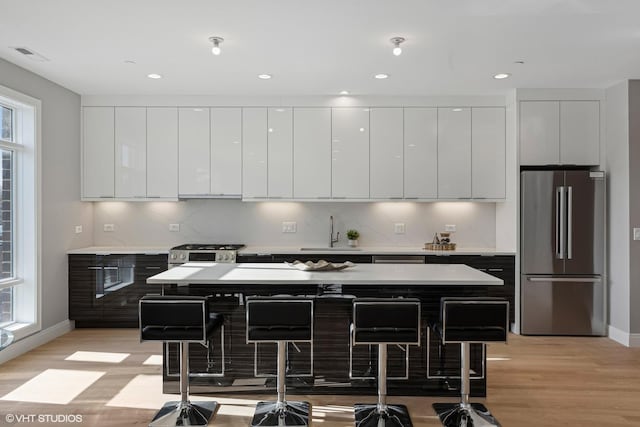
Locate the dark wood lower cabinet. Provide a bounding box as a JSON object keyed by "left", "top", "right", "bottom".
{"left": 68, "top": 254, "right": 167, "bottom": 327}
{"left": 426, "top": 254, "right": 516, "bottom": 324}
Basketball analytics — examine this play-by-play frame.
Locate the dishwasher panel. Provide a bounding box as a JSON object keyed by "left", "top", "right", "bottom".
{"left": 372, "top": 255, "right": 426, "bottom": 264}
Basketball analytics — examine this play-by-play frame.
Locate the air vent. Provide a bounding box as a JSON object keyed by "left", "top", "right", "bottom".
{"left": 11, "top": 47, "right": 50, "bottom": 62}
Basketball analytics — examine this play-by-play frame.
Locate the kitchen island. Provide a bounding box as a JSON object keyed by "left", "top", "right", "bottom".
{"left": 147, "top": 262, "right": 503, "bottom": 397}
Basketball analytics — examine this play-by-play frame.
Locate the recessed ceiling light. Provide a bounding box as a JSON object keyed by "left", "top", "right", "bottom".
{"left": 209, "top": 36, "right": 224, "bottom": 56}
{"left": 390, "top": 37, "right": 406, "bottom": 56}
{"left": 124, "top": 60, "right": 136, "bottom": 64}
{"left": 452, "top": 108, "right": 463, "bottom": 112}
{"left": 340, "top": 90, "right": 350, "bottom": 95}
{"left": 374, "top": 73, "right": 389, "bottom": 79}
{"left": 147, "top": 73, "right": 162, "bottom": 79}
{"left": 275, "top": 108, "right": 285, "bottom": 112}
{"left": 493, "top": 73, "right": 511, "bottom": 80}
{"left": 258, "top": 74, "right": 272, "bottom": 80}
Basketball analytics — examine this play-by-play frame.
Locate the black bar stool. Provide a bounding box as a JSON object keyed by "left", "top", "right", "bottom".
{"left": 246, "top": 296, "right": 314, "bottom": 427}
{"left": 139, "top": 295, "right": 224, "bottom": 427}
{"left": 351, "top": 298, "right": 421, "bottom": 427}
{"left": 432, "top": 297, "right": 509, "bottom": 427}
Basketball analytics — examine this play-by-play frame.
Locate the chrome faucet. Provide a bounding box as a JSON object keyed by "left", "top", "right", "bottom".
{"left": 330, "top": 215, "right": 339, "bottom": 247}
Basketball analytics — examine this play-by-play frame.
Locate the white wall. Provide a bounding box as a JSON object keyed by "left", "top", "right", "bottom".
{"left": 628, "top": 81, "right": 640, "bottom": 335}
{"left": 605, "top": 81, "right": 630, "bottom": 337}
{"left": 92, "top": 200, "right": 498, "bottom": 249}
{"left": 0, "top": 58, "right": 92, "bottom": 330}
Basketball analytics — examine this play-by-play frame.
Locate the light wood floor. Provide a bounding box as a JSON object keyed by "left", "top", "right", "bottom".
{"left": 0, "top": 329, "right": 639, "bottom": 426}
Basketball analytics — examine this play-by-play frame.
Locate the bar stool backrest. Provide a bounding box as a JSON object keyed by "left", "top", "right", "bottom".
{"left": 246, "top": 297, "right": 313, "bottom": 343}
{"left": 353, "top": 298, "right": 421, "bottom": 345}
{"left": 139, "top": 295, "right": 209, "bottom": 344}
{"left": 441, "top": 297, "right": 509, "bottom": 344}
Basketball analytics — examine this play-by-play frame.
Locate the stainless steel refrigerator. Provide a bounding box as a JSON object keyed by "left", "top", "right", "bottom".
{"left": 520, "top": 170, "right": 606, "bottom": 336}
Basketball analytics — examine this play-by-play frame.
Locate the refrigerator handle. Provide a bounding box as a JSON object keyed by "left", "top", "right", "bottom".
{"left": 528, "top": 277, "right": 601, "bottom": 283}
{"left": 556, "top": 186, "right": 565, "bottom": 259}
{"left": 567, "top": 186, "right": 573, "bottom": 259}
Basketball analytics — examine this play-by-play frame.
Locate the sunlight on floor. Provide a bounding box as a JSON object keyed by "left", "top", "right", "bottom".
{"left": 0, "top": 369, "right": 106, "bottom": 405}
{"left": 106, "top": 374, "right": 261, "bottom": 417}
{"left": 65, "top": 351, "right": 130, "bottom": 363}
{"left": 142, "top": 355, "right": 163, "bottom": 365}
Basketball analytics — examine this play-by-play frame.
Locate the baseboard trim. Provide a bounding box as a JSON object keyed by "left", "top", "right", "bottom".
{"left": 608, "top": 325, "right": 640, "bottom": 347}
{"left": 0, "top": 319, "right": 74, "bottom": 364}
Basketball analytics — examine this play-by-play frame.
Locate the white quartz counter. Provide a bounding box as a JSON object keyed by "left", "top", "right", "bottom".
{"left": 67, "top": 245, "right": 515, "bottom": 256}
{"left": 239, "top": 246, "right": 515, "bottom": 256}
{"left": 67, "top": 246, "right": 169, "bottom": 255}
{"left": 147, "top": 262, "right": 503, "bottom": 286}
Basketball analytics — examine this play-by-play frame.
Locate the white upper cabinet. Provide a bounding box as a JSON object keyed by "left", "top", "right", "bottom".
{"left": 211, "top": 108, "right": 242, "bottom": 196}
{"left": 268, "top": 108, "right": 293, "bottom": 198}
{"left": 560, "top": 101, "right": 600, "bottom": 165}
{"left": 370, "top": 108, "right": 403, "bottom": 198}
{"left": 114, "top": 107, "right": 146, "bottom": 198}
{"left": 404, "top": 108, "right": 438, "bottom": 199}
{"left": 178, "top": 108, "right": 210, "bottom": 195}
{"left": 293, "top": 108, "right": 331, "bottom": 198}
{"left": 520, "top": 100, "right": 600, "bottom": 166}
{"left": 83, "top": 107, "right": 115, "bottom": 199}
{"left": 242, "top": 108, "right": 268, "bottom": 198}
{"left": 519, "top": 101, "right": 560, "bottom": 165}
{"left": 438, "top": 108, "right": 471, "bottom": 199}
{"left": 147, "top": 108, "right": 178, "bottom": 199}
{"left": 331, "top": 108, "right": 369, "bottom": 198}
{"left": 472, "top": 107, "right": 506, "bottom": 199}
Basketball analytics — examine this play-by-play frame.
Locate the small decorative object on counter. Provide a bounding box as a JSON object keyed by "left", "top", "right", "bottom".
{"left": 424, "top": 232, "right": 456, "bottom": 251}
{"left": 288, "top": 260, "right": 355, "bottom": 271}
{"left": 347, "top": 229, "right": 360, "bottom": 247}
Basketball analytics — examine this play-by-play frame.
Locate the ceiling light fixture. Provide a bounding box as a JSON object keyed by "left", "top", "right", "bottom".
{"left": 258, "top": 74, "right": 272, "bottom": 80}
{"left": 390, "top": 37, "right": 406, "bottom": 56}
{"left": 340, "top": 90, "right": 350, "bottom": 95}
{"left": 147, "top": 73, "right": 162, "bottom": 79}
{"left": 209, "top": 36, "right": 224, "bottom": 56}
{"left": 374, "top": 73, "right": 389, "bottom": 79}
{"left": 493, "top": 73, "right": 511, "bottom": 79}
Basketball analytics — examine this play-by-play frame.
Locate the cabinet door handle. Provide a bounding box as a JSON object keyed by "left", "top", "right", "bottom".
{"left": 103, "top": 266, "right": 118, "bottom": 270}
{"left": 488, "top": 268, "right": 504, "bottom": 272}
{"left": 145, "top": 266, "right": 162, "bottom": 270}
{"left": 87, "top": 266, "right": 102, "bottom": 270}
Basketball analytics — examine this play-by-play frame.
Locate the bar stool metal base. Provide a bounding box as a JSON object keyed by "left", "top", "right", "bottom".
{"left": 250, "top": 401, "right": 310, "bottom": 427}
{"left": 149, "top": 400, "right": 217, "bottom": 427}
{"left": 432, "top": 403, "right": 501, "bottom": 427}
{"left": 354, "top": 404, "right": 413, "bottom": 427}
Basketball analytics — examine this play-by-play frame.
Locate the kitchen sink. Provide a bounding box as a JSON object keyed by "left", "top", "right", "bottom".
{"left": 300, "top": 247, "right": 362, "bottom": 251}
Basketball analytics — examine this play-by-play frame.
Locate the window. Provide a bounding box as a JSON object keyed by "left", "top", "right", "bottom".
{"left": 0, "top": 104, "right": 14, "bottom": 325}
{"left": 0, "top": 85, "right": 40, "bottom": 340}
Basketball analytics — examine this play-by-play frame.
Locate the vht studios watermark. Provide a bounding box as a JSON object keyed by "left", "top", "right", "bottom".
{"left": 4, "top": 413, "right": 83, "bottom": 424}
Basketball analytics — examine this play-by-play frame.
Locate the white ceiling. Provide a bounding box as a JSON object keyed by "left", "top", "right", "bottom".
{"left": 1, "top": 0, "right": 640, "bottom": 96}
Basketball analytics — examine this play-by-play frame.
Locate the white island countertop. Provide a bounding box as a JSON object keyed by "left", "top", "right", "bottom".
{"left": 147, "top": 262, "right": 503, "bottom": 286}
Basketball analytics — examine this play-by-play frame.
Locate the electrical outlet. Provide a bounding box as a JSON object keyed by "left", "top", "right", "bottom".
{"left": 103, "top": 223, "right": 115, "bottom": 232}
{"left": 394, "top": 223, "right": 406, "bottom": 234}
{"left": 634, "top": 228, "right": 640, "bottom": 241}
{"left": 169, "top": 223, "right": 180, "bottom": 232}
{"left": 445, "top": 224, "right": 456, "bottom": 232}
{"left": 74, "top": 225, "right": 83, "bottom": 234}
{"left": 282, "top": 221, "right": 297, "bottom": 233}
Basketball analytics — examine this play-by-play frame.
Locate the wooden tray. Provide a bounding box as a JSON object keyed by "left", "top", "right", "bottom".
{"left": 424, "top": 243, "right": 457, "bottom": 251}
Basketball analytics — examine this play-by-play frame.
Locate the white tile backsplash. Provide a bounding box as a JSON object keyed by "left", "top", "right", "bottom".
{"left": 92, "top": 200, "right": 496, "bottom": 248}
